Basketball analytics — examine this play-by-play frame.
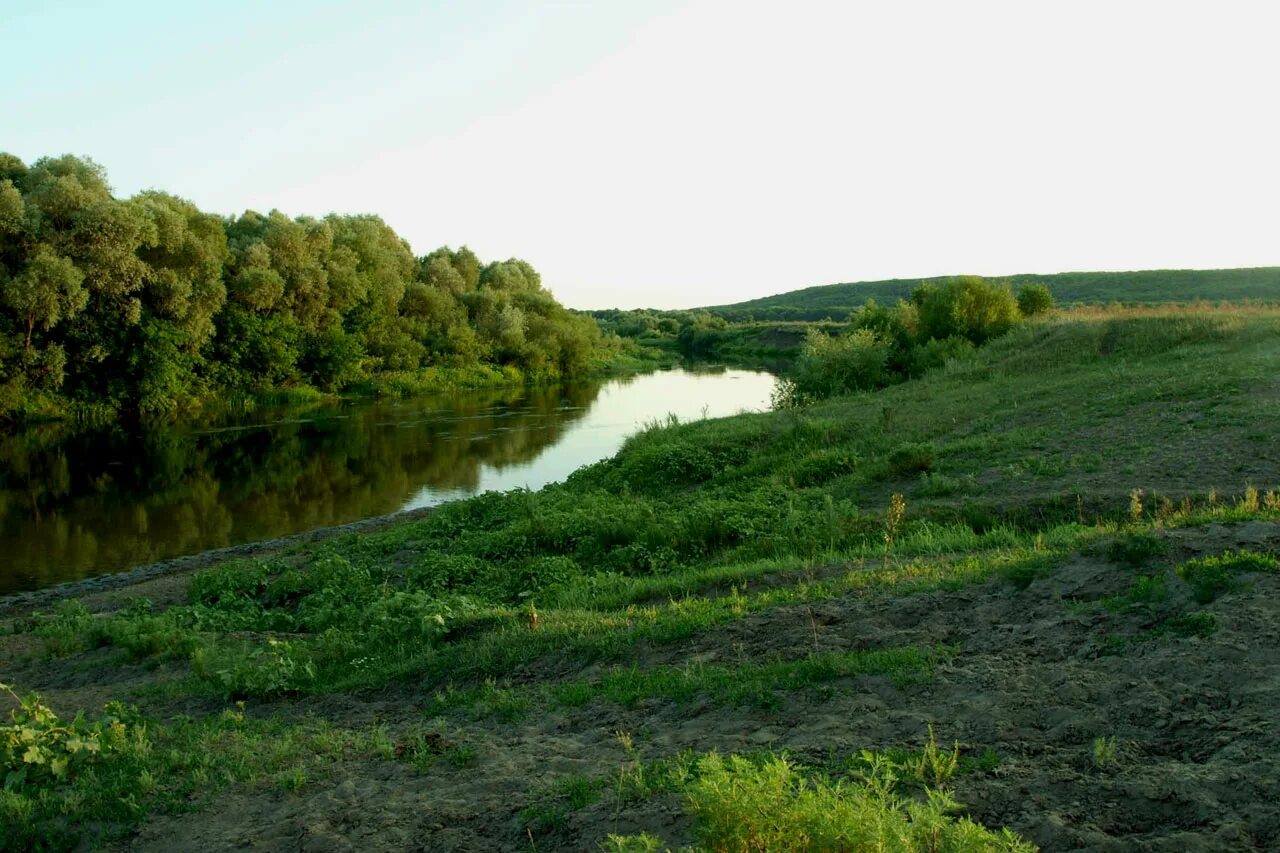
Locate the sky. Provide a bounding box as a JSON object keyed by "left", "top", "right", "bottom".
{"left": 5, "top": 0, "right": 1280, "bottom": 309}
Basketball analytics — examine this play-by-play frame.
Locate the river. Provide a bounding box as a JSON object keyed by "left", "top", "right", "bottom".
{"left": 0, "top": 367, "right": 775, "bottom": 593}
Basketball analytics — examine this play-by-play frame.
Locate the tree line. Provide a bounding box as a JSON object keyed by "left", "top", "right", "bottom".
{"left": 0, "top": 154, "right": 605, "bottom": 422}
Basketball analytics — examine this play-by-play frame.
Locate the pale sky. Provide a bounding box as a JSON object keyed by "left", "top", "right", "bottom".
{"left": 5, "top": 0, "right": 1279, "bottom": 309}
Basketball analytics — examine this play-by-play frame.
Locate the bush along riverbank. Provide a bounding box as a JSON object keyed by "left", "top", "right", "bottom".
{"left": 4, "top": 304, "right": 1280, "bottom": 849}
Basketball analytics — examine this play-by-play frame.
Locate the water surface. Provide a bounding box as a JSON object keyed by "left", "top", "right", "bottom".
{"left": 0, "top": 368, "right": 774, "bottom": 593}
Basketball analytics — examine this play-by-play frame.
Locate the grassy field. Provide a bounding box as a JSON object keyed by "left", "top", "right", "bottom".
{"left": 706, "top": 266, "right": 1280, "bottom": 321}
{"left": 3, "top": 304, "right": 1280, "bottom": 850}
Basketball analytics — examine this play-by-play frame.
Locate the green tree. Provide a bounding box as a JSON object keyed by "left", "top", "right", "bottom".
{"left": 1017, "top": 283, "right": 1054, "bottom": 316}
{"left": 0, "top": 153, "right": 609, "bottom": 420}
{"left": 135, "top": 192, "right": 229, "bottom": 347}
{"left": 913, "top": 276, "right": 1020, "bottom": 344}
{"left": 2, "top": 246, "right": 87, "bottom": 354}
{"left": 0, "top": 180, "right": 23, "bottom": 235}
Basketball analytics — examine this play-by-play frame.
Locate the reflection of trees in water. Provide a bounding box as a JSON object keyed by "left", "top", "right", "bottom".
{"left": 0, "top": 381, "right": 603, "bottom": 591}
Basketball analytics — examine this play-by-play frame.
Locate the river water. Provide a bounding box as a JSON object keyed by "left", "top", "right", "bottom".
{"left": 0, "top": 367, "right": 775, "bottom": 593}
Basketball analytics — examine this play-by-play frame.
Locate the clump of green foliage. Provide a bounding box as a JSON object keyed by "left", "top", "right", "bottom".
{"left": 1176, "top": 549, "right": 1279, "bottom": 603}
{"left": 1091, "top": 735, "right": 1119, "bottom": 769}
{"left": 606, "top": 751, "right": 1032, "bottom": 852}
{"left": 0, "top": 684, "right": 144, "bottom": 791}
{"left": 0, "top": 153, "right": 608, "bottom": 423}
{"left": 772, "top": 328, "right": 891, "bottom": 406}
{"left": 773, "top": 277, "right": 1037, "bottom": 406}
{"left": 1017, "top": 283, "right": 1055, "bottom": 316}
{"left": 913, "top": 276, "right": 1021, "bottom": 345}
{"left": 1, "top": 684, "right": 150, "bottom": 850}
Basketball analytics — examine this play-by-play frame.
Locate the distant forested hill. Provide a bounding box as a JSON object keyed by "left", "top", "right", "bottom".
{"left": 705, "top": 267, "right": 1280, "bottom": 321}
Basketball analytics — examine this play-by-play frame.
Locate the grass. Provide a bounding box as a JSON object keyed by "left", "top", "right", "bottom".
{"left": 1086, "top": 546, "right": 1274, "bottom": 654}
{"left": 528, "top": 729, "right": 1023, "bottom": 851}
{"left": 8, "top": 304, "right": 1280, "bottom": 848}
{"left": 1176, "top": 549, "right": 1279, "bottom": 603}
{"left": 592, "top": 743, "right": 1030, "bottom": 852}
{"left": 673, "top": 752, "right": 1033, "bottom": 853}
{"left": 1104, "top": 531, "right": 1168, "bottom": 566}
{"left": 422, "top": 646, "right": 947, "bottom": 721}
{"left": 1092, "top": 735, "right": 1120, "bottom": 769}
{"left": 0, "top": 697, "right": 452, "bottom": 851}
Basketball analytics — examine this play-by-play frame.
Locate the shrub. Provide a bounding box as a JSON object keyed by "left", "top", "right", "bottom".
{"left": 192, "top": 637, "right": 316, "bottom": 698}
{"left": 888, "top": 443, "right": 935, "bottom": 476}
{"left": 1017, "top": 283, "right": 1054, "bottom": 317}
{"left": 851, "top": 299, "right": 916, "bottom": 373}
{"left": 775, "top": 328, "right": 892, "bottom": 407}
{"left": 913, "top": 276, "right": 1021, "bottom": 345}
{"left": 909, "top": 335, "right": 976, "bottom": 376}
{"left": 189, "top": 560, "right": 271, "bottom": 606}
{"left": 617, "top": 440, "right": 719, "bottom": 489}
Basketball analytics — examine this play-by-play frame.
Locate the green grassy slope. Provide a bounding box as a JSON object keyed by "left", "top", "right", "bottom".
{"left": 706, "top": 266, "right": 1280, "bottom": 321}
{"left": 5, "top": 304, "right": 1280, "bottom": 850}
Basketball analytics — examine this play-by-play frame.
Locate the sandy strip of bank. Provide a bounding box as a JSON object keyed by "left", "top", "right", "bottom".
{"left": 0, "top": 507, "right": 436, "bottom": 615}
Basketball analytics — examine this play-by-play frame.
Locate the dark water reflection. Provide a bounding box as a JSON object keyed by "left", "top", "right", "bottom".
{"left": 0, "top": 368, "right": 775, "bottom": 593}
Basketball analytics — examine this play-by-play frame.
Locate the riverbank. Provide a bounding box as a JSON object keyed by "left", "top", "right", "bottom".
{"left": 4, "top": 305, "right": 1280, "bottom": 850}
{"left": 0, "top": 507, "right": 437, "bottom": 617}
{"left": 1, "top": 340, "right": 681, "bottom": 430}
{"left": 0, "top": 366, "right": 776, "bottom": 595}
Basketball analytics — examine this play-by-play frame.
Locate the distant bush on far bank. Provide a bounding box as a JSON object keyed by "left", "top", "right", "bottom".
{"left": 1018, "top": 283, "right": 1055, "bottom": 317}
{"left": 774, "top": 276, "right": 1046, "bottom": 407}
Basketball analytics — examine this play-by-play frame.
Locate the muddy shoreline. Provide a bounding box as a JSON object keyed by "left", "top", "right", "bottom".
{"left": 0, "top": 506, "right": 436, "bottom": 615}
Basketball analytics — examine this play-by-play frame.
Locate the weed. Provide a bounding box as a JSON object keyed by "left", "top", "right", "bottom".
{"left": 1128, "top": 489, "right": 1145, "bottom": 525}
{"left": 1092, "top": 735, "right": 1119, "bottom": 769}
{"left": 192, "top": 637, "right": 317, "bottom": 698}
{"left": 884, "top": 493, "right": 906, "bottom": 548}
{"left": 34, "top": 599, "right": 97, "bottom": 658}
{"left": 844, "top": 726, "right": 961, "bottom": 791}
{"left": 0, "top": 685, "right": 151, "bottom": 850}
{"left": 681, "top": 752, "right": 1030, "bottom": 852}
{"left": 601, "top": 833, "right": 664, "bottom": 852}
{"left": 277, "top": 766, "right": 308, "bottom": 791}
